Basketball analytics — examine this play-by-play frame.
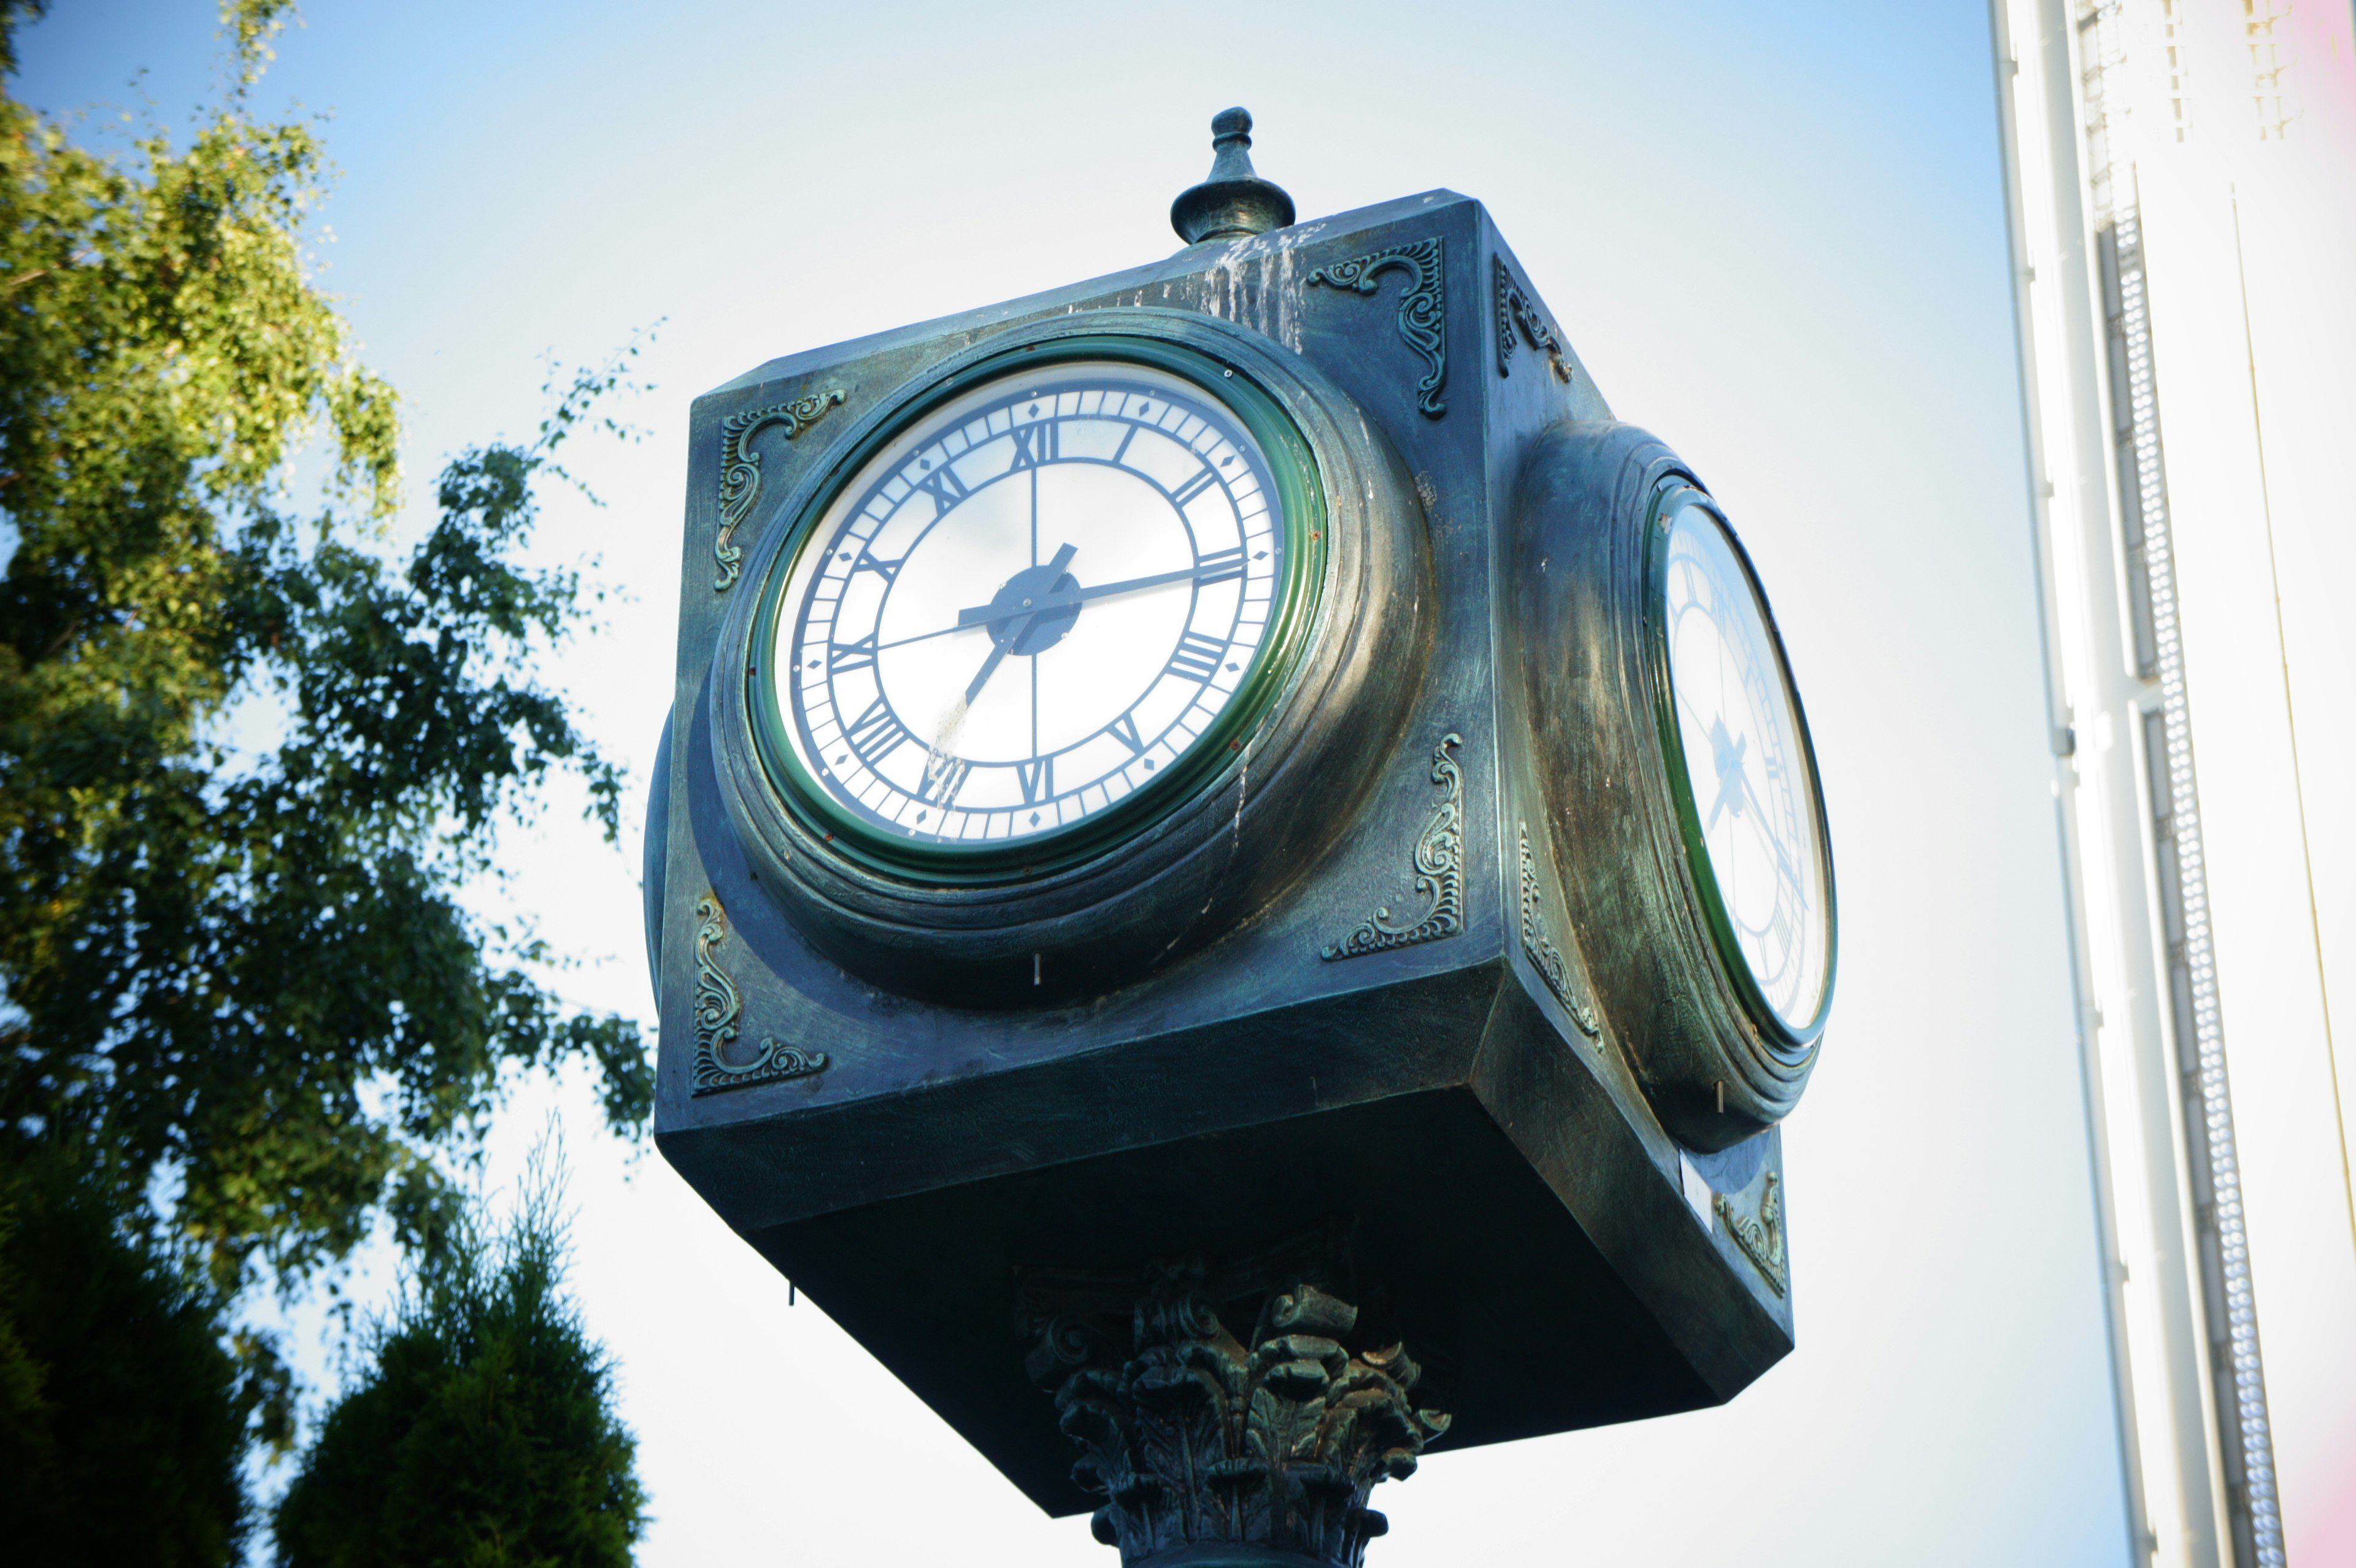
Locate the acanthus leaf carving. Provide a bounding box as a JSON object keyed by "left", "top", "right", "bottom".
{"left": 1022, "top": 1243, "right": 1448, "bottom": 1568}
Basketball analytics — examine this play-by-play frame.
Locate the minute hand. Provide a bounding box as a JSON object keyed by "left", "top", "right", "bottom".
{"left": 957, "top": 561, "right": 1231, "bottom": 628}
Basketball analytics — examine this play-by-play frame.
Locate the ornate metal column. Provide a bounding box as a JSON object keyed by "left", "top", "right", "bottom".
{"left": 1022, "top": 1243, "right": 1449, "bottom": 1568}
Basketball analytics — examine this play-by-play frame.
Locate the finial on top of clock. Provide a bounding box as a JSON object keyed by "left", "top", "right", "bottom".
{"left": 1170, "top": 107, "right": 1296, "bottom": 245}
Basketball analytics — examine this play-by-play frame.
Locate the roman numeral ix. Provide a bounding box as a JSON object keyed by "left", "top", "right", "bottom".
{"left": 828, "top": 632, "right": 877, "bottom": 671}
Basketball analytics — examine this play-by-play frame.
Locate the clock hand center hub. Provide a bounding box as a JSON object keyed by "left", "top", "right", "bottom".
{"left": 1707, "top": 718, "right": 1749, "bottom": 828}
{"left": 976, "top": 558, "right": 1084, "bottom": 657}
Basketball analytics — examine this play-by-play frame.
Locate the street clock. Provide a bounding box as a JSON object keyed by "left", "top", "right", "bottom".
{"left": 650, "top": 109, "right": 1836, "bottom": 1560}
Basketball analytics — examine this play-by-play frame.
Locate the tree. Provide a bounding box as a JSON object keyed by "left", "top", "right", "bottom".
{"left": 272, "top": 1150, "right": 648, "bottom": 1568}
{"left": 0, "top": 0, "right": 650, "bottom": 1304}
{"left": 0, "top": 1146, "right": 261, "bottom": 1565}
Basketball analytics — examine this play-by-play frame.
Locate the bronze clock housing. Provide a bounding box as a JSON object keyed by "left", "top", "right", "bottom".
{"left": 650, "top": 190, "right": 1834, "bottom": 1514}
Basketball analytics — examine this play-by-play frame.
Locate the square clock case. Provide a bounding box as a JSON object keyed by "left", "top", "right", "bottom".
{"left": 646, "top": 120, "right": 1834, "bottom": 1518}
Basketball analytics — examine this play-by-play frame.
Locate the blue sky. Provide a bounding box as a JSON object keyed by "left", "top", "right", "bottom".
{"left": 17, "top": 4, "right": 2133, "bottom": 1564}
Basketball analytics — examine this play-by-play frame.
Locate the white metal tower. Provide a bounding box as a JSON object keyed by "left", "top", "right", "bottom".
{"left": 1988, "top": 2, "right": 2356, "bottom": 1564}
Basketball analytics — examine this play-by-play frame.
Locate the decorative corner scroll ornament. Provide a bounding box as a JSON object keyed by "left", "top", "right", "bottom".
{"left": 713, "top": 388, "right": 847, "bottom": 591}
{"left": 1323, "top": 736, "right": 1464, "bottom": 961}
{"left": 1518, "top": 823, "right": 1600, "bottom": 1038}
{"left": 1490, "top": 255, "right": 1570, "bottom": 383}
{"left": 1713, "top": 1172, "right": 1788, "bottom": 1297}
{"left": 690, "top": 894, "right": 828, "bottom": 1095}
{"left": 1307, "top": 238, "right": 1449, "bottom": 418}
{"left": 1022, "top": 1242, "right": 1449, "bottom": 1568}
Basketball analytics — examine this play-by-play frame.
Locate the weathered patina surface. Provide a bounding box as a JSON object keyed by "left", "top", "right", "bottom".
{"left": 651, "top": 173, "right": 1803, "bottom": 1516}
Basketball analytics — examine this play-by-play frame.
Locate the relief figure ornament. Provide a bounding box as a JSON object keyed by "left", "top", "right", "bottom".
{"left": 690, "top": 894, "right": 828, "bottom": 1094}
{"left": 1490, "top": 255, "right": 1571, "bottom": 383}
{"left": 1323, "top": 736, "right": 1464, "bottom": 961}
{"left": 713, "top": 387, "right": 847, "bottom": 591}
{"left": 1713, "top": 1171, "right": 1788, "bottom": 1297}
{"left": 1518, "top": 823, "right": 1600, "bottom": 1037}
{"left": 1307, "top": 238, "right": 1449, "bottom": 418}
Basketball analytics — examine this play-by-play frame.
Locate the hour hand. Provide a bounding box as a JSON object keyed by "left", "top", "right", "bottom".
{"left": 963, "top": 641, "right": 1011, "bottom": 706}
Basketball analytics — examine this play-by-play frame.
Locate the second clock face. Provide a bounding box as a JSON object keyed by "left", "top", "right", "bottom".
{"left": 764, "top": 359, "right": 1297, "bottom": 856}
{"left": 1657, "top": 491, "right": 1833, "bottom": 1036}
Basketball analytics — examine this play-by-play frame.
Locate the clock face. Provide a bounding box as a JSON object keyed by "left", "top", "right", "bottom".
{"left": 1656, "top": 492, "right": 1833, "bottom": 1036}
{"left": 761, "top": 358, "right": 1303, "bottom": 861}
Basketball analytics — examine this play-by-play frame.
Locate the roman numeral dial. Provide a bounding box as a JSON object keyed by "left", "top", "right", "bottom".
{"left": 1657, "top": 491, "right": 1833, "bottom": 1034}
{"left": 763, "top": 360, "right": 1302, "bottom": 861}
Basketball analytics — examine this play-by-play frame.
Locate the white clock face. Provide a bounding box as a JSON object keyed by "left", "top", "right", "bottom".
{"left": 1659, "top": 496, "right": 1832, "bottom": 1032}
{"left": 766, "top": 360, "right": 1293, "bottom": 854}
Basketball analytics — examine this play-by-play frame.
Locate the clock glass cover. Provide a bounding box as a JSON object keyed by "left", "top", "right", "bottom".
{"left": 1656, "top": 491, "right": 1833, "bottom": 1036}
{"left": 759, "top": 357, "right": 1304, "bottom": 863}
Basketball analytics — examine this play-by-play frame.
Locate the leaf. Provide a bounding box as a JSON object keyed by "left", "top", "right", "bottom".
{"left": 0, "top": 10, "right": 652, "bottom": 1307}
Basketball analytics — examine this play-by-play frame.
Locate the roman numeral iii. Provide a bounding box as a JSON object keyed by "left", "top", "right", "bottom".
{"left": 1193, "top": 546, "right": 1247, "bottom": 586}
{"left": 1166, "top": 631, "right": 1226, "bottom": 683}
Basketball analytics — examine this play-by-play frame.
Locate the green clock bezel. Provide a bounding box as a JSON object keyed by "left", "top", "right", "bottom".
{"left": 1643, "top": 481, "right": 1838, "bottom": 1048}
{"left": 745, "top": 336, "right": 1328, "bottom": 886}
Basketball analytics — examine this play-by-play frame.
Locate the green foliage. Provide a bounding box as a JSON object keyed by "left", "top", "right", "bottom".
{"left": 0, "top": 1143, "right": 258, "bottom": 1566}
{"left": 274, "top": 1151, "right": 647, "bottom": 1568}
{"left": 0, "top": 2, "right": 650, "bottom": 1295}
